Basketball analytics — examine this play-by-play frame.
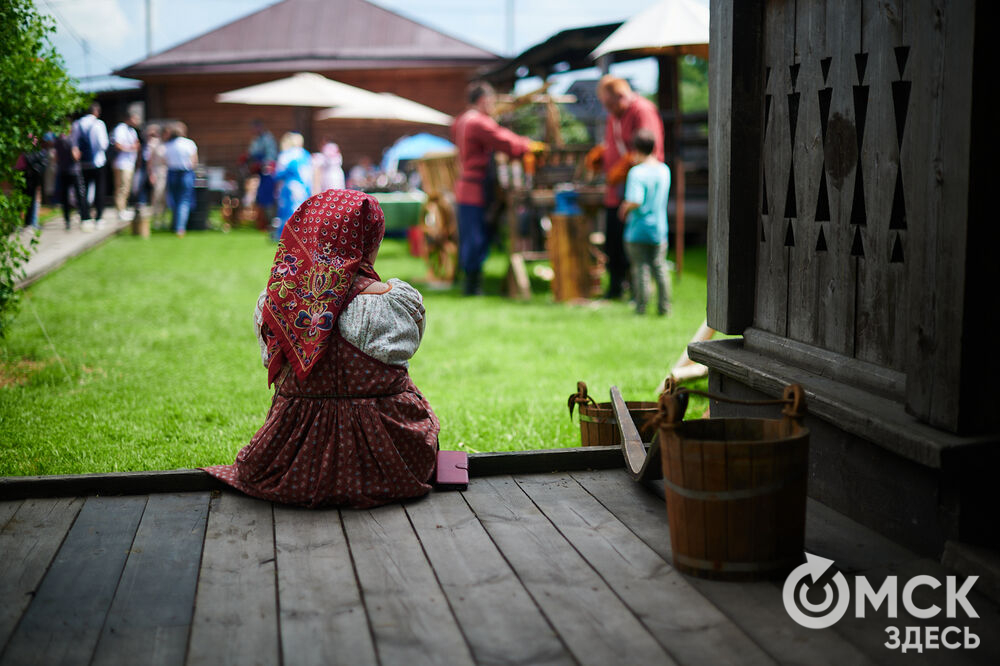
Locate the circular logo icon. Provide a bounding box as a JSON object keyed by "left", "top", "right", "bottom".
{"left": 782, "top": 554, "right": 850, "bottom": 629}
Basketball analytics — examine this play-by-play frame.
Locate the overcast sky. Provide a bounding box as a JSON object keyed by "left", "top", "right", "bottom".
{"left": 36, "top": 0, "right": 688, "bottom": 93}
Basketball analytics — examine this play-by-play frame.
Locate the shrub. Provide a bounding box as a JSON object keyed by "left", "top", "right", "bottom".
{"left": 0, "top": 0, "right": 85, "bottom": 337}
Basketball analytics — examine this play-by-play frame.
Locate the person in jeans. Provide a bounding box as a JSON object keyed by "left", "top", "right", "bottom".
{"left": 617, "top": 128, "right": 672, "bottom": 316}
{"left": 451, "top": 81, "right": 544, "bottom": 295}
{"left": 164, "top": 121, "right": 198, "bottom": 237}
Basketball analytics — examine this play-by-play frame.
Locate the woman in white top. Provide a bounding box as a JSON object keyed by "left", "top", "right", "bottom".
{"left": 164, "top": 121, "right": 199, "bottom": 237}
{"left": 202, "top": 190, "right": 439, "bottom": 508}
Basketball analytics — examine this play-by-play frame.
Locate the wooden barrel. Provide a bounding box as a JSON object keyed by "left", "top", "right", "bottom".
{"left": 570, "top": 382, "right": 657, "bottom": 446}
{"left": 658, "top": 390, "right": 809, "bottom": 580}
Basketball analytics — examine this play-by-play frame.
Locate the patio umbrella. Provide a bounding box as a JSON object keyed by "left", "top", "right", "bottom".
{"left": 381, "top": 133, "right": 455, "bottom": 173}
{"left": 316, "top": 93, "right": 453, "bottom": 126}
{"left": 590, "top": 0, "right": 709, "bottom": 60}
{"left": 216, "top": 72, "right": 381, "bottom": 107}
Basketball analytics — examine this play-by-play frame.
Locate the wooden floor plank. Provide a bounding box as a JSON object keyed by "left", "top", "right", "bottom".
{"left": 0, "top": 501, "right": 21, "bottom": 531}
{"left": 90, "top": 492, "right": 210, "bottom": 666}
{"left": 463, "top": 475, "right": 676, "bottom": 666}
{"left": 519, "top": 473, "right": 776, "bottom": 666}
{"left": 0, "top": 495, "right": 145, "bottom": 666}
{"left": 804, "top": 499, "right": 918, "bottom": 573}
{"left": 831, "top": 558, "right": 1000, "bottom": 665}
{"left": 341, "top": 503, "right": 474, "bottom": 666}
{"left": 573, "top": 470, "right": 877, "bottom": 666}
{"left": 406, "top": 491, "right": 574, "bottom": 666}
{"left": 187, "top": 492, "right": 278, "bottom": 666}
{"left": 273, "top": 506, "right": 376, "bottom": 666}
{"left": 0, "top": 497, "right": 83, "bottom": 652}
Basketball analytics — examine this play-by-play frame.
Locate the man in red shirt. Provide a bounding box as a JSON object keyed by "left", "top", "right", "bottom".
{"left": 452, "top": 81, "right": 540, "bottom": 295}
{"left": 593, "top": 75, "right": 665, "bottom": 300}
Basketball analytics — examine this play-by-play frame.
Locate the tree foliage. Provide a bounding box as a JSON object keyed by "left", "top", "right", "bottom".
{"left": 503, "top": 103, "right": 592, "bottom": 145}
{"left": 0, "top": 0, "right": 86, "bottom": 337}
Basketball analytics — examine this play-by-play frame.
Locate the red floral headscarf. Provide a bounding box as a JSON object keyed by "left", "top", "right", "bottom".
{"left": 260, "top": 189, "right": 385, "bottom": 385}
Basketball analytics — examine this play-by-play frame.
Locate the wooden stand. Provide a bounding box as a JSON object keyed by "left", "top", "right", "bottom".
{"left": 547, "top": 213, "right": 596, "bottom": 302}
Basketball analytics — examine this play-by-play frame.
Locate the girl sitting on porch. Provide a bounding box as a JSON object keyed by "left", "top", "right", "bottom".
{"left": 204, "top": 190, "right": 440, "bottom": 508}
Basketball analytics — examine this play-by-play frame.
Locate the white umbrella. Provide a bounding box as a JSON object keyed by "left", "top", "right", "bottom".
{"left": 590, "top": 0, "right": 709, "bottom": 59}
{"left": 216, "top": 72, "right": 381, "bottom": 107}
{"left": 316, "top": 93, "right": 452, "bottom": 126}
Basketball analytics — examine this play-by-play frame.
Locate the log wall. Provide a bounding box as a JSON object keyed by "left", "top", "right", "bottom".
{"left": 142, "top": 67, "right": 474, "bottom": 175}
{"left": 708, "top": 0, "right": 992, "bottom": 434}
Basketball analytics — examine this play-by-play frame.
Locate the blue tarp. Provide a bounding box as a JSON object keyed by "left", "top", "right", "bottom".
{"left": 381, "top": 133, "right": 455, "bottom": 172}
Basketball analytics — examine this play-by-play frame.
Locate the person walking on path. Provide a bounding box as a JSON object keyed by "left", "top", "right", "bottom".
{"left": 618, "top": 128, "right": 672, "bottom": 316}
{"left": 70, "top": 102, "right": 109, "bottom": 232}
{"left": 451, "top": 81, "right": 544, "bottom": 295}
{"left": 111, "top": 111, "right": 141, "bottom": 222}
{"left": 164, "top": 121, "right": 198, "bottom": 237}
{"left": 202, "top": 190, "right": 440, "bottom": 508}
{"left": 586, "top": 75, "right": 665, "bottom": 300}
{"left": 53, "top": 127, "right": 86, "bottom": 230}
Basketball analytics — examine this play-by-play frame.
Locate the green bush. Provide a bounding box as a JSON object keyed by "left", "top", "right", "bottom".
{"left": 0, "top": 0, "right": 86, "bottom": 337}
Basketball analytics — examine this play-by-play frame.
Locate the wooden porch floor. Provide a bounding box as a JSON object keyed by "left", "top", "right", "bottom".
{"left": 1, "top": 466, "right": 997, "bottom": 665}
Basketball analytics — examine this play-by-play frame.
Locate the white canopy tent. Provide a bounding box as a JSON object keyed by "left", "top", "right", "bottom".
{"left": 216, "top": 72, "right": 383, "bottom": 108}
{"left": 316, "top": 93, "right": 452, "bottom": 126}
{"left": 590, "top": 0, "right": 709, "bottom": 60}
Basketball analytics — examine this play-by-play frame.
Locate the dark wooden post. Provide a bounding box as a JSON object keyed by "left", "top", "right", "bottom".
{"left": 706, "top": 0, "right": 765, "bottom": 334}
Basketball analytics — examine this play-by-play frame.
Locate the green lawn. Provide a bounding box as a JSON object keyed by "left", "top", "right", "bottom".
{"left": 0, "top": 227, "right": 711, "bottom": 476}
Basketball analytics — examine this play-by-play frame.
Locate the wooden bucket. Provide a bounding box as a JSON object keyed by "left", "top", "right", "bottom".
{"left": 569, "top": 382, "right": 658, "bottom": 446}
{"left": 658, "top": 385, "right": 809, "bottom": 580}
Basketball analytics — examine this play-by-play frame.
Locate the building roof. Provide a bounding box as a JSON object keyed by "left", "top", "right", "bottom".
{"left": 116, "top": 0, "right": 499, "bottom": 77}
{"left": 480, "top": 23, "right": 622, "bottom": 87}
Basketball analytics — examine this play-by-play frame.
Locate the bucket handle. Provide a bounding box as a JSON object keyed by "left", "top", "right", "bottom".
{"left": 567, "top": 380, "right": 598, "bottom": 418}
{"left": 656, "top": 383, "right": 806, "bottom": 428}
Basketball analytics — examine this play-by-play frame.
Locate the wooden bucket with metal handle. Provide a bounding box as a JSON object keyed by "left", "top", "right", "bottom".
{"left": 656, "top": 384, "right": 810, "bottom": 580}
{"left": 568, "top": 381, "right": 657, "bottom": 446}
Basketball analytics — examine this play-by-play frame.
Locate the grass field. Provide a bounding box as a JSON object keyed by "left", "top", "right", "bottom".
{"left": 0, "top": 226, "right": 711, "bottom": 476}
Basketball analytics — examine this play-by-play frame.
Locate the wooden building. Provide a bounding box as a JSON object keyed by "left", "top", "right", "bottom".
{"left": 115, "top": 0, "right": 499, "bottom": 172}
{"left": 697, "top": 0, "right": 995, "bottom": 561}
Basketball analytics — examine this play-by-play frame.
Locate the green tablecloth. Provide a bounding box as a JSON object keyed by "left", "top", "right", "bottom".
{"left": 371, "top": 191, "right": 427, "bottom": 232}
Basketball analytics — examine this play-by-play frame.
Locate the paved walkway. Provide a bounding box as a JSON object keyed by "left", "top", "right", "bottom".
{"left": 14, "top": 209, "right": 131, "bottom": 289}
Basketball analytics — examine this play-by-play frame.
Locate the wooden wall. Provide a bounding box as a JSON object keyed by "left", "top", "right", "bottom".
{"left": 708, "top": 0, "right": 991, "bottom": 434}
{"left": 142, "top": 67, "right": 474, "bottom": 174}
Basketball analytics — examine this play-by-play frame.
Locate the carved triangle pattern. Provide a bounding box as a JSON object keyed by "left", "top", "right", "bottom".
{"left": 889, "top": 168, "right": 906, "bottom": 230}
{"left": 851, "top": 225, "right": 865, "bottom": 257}
{"left": 760, "top": 217, "right": 767, "bottom": 243}
{"left": 816, "top": 225, "right": 828, "bottom": 252}
{"left": 785, "top": 164, "right": 797, "bottom": 218}
{"left": 894, "top": 46, "right": 910, "bottom": 78}
{"left": 761, "top": 170, "right": 769, "bottom": 215}
{"left": 890, "top": 232, "right": 904, "bottom": 263}
{"left": 821, "top": 56, "right": 832, "bottom": 83}
{"left": 815, "top": 171, "right": 831, "bottom": 221}
{"left": 892, "top": 80, "right": 911, "bottom": 148}
{"left": 855, "top": 52, "right": 868, "bottom": 83}
{"left": 784, "top": 220, "right": 795, "bottom": 247}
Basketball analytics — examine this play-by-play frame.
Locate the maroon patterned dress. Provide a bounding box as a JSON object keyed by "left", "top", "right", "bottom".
{"left": 205, "top": 189, "right": 438, "bottom": 508}
{"left": 204, "top": 328, "right": 439, "bottom": 508}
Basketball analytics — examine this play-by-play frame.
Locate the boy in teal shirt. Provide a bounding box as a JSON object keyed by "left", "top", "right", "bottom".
{"left": 617, "top": 128, "right": 672, "bottom": 315}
